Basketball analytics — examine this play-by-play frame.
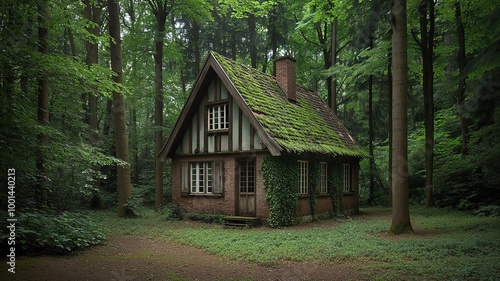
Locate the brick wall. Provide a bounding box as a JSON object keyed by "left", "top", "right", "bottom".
{"left": 171, "top": 152, "right": 271, "bottom": 217}
{"left": 171, "top": 154, "right": 236, "bottom": 215}
{"left": 316, "top": 195, "right": 334, "bottom": 214}
{"left": 274, "top": 56, "right": 296, "bottom": 101}
{"left": 169, "top": 153, "right": 360, "bottom": 219}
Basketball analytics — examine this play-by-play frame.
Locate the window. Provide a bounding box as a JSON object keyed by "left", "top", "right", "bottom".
{"left": 343, "top": 164, "right": 351, "bottom": 192}
{"left": 239, "top": 159, "right": 255, "bottom": 193}
{"left": 298, "top": 160, "right": 308, "bottom": 195}
{"left": 191, "top": 162, "right": 213, "bottom": 194}
{"left": 208, "top": 103, "right": 229, "bottom": 131}
{"left": 319, "top": 162, "right": 328, "bottom": 194}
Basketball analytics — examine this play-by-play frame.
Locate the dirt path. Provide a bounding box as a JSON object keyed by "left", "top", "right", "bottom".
{"left": 3, "top": 235, "right": 363, "bottom": 281}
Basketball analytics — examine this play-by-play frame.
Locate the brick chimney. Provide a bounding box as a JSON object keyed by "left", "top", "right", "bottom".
{"left": 274, "top": 55, "right": 296, "bottom": 101}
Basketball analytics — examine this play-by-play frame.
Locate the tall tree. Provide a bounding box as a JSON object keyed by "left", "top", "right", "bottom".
{"left": 147, "top": 0, "right": 170, "bottom": 211}
{"left": 389, "top": 0, "right": 413, "bottom": 235}
{"left": 108, "top": 0, "right": 132, "bottom": 217}
{"left": 248, "top": 14, "right": 257, "bottom": 68}
{"left": 416, "top": 0, "right": 435, "bottom": 208}
{"left": 329, "top": 18, "right": 338, "bottom": 113}
{"left": 368, "top": 34, "right": 375, "bottom": 204}
{"left": 84, "top": 0, "right": 103, "bottom": 209}
{"left": 454, "top": 1, "right": 469, "bottom": 156}
{"left": 36, "top": 0, "right": 50, "bottom": 208}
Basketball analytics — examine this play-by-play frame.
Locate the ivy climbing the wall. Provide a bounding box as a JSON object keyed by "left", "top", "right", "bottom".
{"left": 330, "top": 166, "right": 343, "bottom": 215}
{"left": 262, "top": 155, "right": 298, "bottom": 227}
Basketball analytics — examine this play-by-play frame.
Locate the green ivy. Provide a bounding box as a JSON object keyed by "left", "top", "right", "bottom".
{"left": 330, "top": 166, "right": 343, "bottom": 215}
{"left": 262, "top": 155, "right": 298, "bottom": 227}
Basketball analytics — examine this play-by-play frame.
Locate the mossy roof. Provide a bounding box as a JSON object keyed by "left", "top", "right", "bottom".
{"left": 212, "top": 51, "right": 367, "bottom": 157}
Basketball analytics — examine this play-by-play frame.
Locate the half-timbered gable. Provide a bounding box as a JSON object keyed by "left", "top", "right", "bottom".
{"left": 176, "top": 76, "right": 266, "bottom": 155}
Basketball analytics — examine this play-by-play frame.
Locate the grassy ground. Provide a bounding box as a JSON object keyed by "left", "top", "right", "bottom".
{"left": 94, "top": 207, "right": 500, "bottom": 281}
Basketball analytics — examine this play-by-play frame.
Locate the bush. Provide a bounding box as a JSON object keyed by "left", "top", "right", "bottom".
{"left": 183, "top": 213, "right": 226, "bottom": 224}
{"left": 158, "top": 203, "right": 182, "bottom": 221}
{"left": 0, "top": 211, "right": 107, "bottom": 254}
{"left": 473, "top": 205, "right": 500, "bottom": 217}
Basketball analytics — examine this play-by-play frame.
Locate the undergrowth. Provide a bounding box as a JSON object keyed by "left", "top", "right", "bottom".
{"left": 0, "top": 211, "right": 106, "bottom": 254}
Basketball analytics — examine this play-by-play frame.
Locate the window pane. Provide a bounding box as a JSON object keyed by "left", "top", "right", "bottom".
{"left": 207, "top": 162, "right": 213, "bottom": 193}
{"left": 248, "top": 160, "right": 255, "bottom": 193}
{"left": 240, "top": 161, "right": 247, "bottom": 192}
{"left": 208, "top": 103, "right": 229, "bottom": 131}
{"left": 298, "top": 161, "right": 308, "bottom": 194}
{"left": 320, "top": 162, "right": 327, "bottom": 193}
{"left": 343, "top": 164, "right": 350, "bottom": 192}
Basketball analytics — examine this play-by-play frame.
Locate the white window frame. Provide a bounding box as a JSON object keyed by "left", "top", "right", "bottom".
{"left": 298, "top": 160, "right": 308, "bottom": 195}
{"left": 190, "top": 162, "right": 213, "bottom": 194}
{"left": 208, "top": 103, "right": 229, "bottom": 131}
{"left": 319, "top": 162, "right": 328, "bottom": 194}
{"left": 343, "top": 164, "right": 351, "bottom": 193}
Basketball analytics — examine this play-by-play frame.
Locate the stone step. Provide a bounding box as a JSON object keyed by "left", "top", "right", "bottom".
{"left": 223, "top": 216, "right": 261, "bottom": 228}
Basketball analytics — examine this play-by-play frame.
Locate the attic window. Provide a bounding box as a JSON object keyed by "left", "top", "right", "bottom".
{"left": 208, "top": 103, "right": 229, "bottom": 131}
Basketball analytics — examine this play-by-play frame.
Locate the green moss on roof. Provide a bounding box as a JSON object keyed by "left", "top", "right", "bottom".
{"left": 212, "top": 51, "right": 367, "bottom": 157}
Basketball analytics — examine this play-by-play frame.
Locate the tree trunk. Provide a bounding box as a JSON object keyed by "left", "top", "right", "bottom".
{"left": 368, "top": 35, "right": 375, "bottom": 205}
{"left": 103, "top": 99, "right": 113, "bottom": 136}
{"left": 230, "top": 21, "right": 237, "bottom": 60}
{"left": 67, "top": 27, "right": 77, "bottom": 58}
{"left": 36, "top": 0, "right": 49, "bottom": 208}
{"left": 388, "top": 46, "right": 393, "bottom": 207}
{"left": 193, "top": 21, "right": 201, "bottom": 76}
{"left": 455, "top": 1, "right": 469, "bottom": 156}
{"left": 131, "top": 108, "right": 140, "bottom": 185}
{"left": 419, "top": 0, "right": 435, "bottom": 208}
{"left": 85, "top": 0, "right": 102, "bottom": 210}
{"left": 248, "top": 14, "right": 257, "bottom": 69}
{"left": 329, "top": 19, "right": 338, "bottom": 114}
{"left": 389, "top": 0, "right": 413, "bottom": 235}
{"left": 108, "top": 0, "right": 132, "bottom": 217}
{"left": 147, "top": 0, "right": 169, "bottom": 211}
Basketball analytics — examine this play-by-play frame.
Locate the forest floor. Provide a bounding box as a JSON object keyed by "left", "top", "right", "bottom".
{"left": 3, "top": 207, "right": 500, "bottom": 281}
{"left": 7, "top": 234, "right": 362, "bottom": 281}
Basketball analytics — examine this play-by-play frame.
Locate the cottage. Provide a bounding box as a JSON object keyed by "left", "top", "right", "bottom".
{"left": 158, "top": 52, "right": 366, "bottom": 225}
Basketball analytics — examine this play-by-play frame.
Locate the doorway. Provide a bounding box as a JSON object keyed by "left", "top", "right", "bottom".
{"left": 237, "top": 159, "right": 256, "bottom": 216}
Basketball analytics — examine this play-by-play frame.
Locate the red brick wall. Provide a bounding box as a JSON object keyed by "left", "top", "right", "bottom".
{"left": 274, "top": 56, "right": 296, "bottom": 101}
{"left": 170, "top": 154, "right": 360, "bottom": 219}
{"left": 171, "top": 153, "right": 271, "bottom": 217}
{"left": 296, "top": 197, "right": 312, "bottom": 217}
{"left": 171, "top": 154, "right": 236, "bottom": 215}
{"left": 254, "top": 154, "right": 270, "bottom": 217}
{"left": 316, "top": 195, "right": 334, "bottom": 214}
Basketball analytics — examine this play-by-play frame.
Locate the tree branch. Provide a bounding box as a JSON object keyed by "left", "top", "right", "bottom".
{"left": 411, "top": 29, "right": 424, "bottom": 50}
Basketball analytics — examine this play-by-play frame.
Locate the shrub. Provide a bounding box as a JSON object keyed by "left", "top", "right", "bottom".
{"left": 0, "top": 211, "right": 106, "bottom": 255}
{"left": 473, "top": 205, "right": 500, "bottom": 217}
{"left": 183, "top": 213, "right": 226, "bottom": 224}
{"left": 159, "top": 203, "right": 182, "bottom": 221}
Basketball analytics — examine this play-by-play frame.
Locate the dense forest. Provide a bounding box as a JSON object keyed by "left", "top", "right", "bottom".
{"left": 1, "top": 0, "right": 499, "bottom": 231}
